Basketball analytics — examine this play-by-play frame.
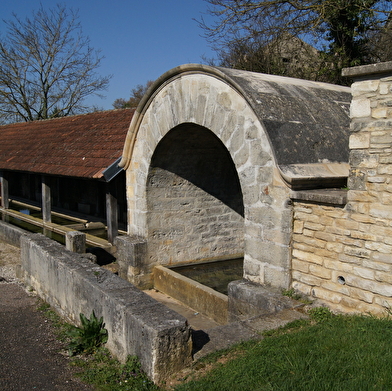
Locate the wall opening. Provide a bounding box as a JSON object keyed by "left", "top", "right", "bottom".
{"left": 146, "top": 123, "right": 244, "bottom": 267}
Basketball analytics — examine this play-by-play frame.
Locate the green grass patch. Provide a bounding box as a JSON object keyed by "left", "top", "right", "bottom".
{"left": 174, "top": 313, "right": 392, "bottom": 391}
{"left": 71, "top": 348, "right": 159, "bottom": 391}
{"left": 37, "top": 298, "right": 392, "bottom": 391}
{"left": 37, "top": 299, "right": 158, "bottom": 391}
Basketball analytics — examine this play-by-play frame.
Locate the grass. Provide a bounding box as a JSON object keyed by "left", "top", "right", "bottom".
{"left": 38, "top": 299, "right": 392, "bottom": 391}
{"left": 173, "top": 310, "right": 392, "bottom": 391}
{"left": 37, "top": 300, "right": 158, "bottom": 391}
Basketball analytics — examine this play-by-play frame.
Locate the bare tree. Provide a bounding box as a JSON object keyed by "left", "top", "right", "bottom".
{"left": 113, "top": 80, "right": 154, "bottom": 109}
{"left": 0, "top": 4, "right": 111, "bottom": 122}
{"left": 199, "top": 0, "right": 391, "bottom": 84}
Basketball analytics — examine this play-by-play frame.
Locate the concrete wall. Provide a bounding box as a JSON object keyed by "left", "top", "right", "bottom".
{"left": 291, "top": 62, "right": 392, "bottom": 315}
{"left": 20, "top": 233, "right": 192, "bottom": 383}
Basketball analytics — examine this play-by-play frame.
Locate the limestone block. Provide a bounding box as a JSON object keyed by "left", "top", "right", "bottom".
{"left": 314, "top": 231, "right": 336, "bottom": 244}
{"left": 264, "top": 265, "right": 290, "bottom": 289}
{"left": 323, "top": 259, "right": 353, "bottom": 273}
{"left": 311, "top": 286, "right": 342, "bottom": 304}
{"left": 363, "top": 259, "right": 392, "bottom": 272}
{"left": 379, "top": 82, "right": 391, "bottom": 95}
{"left": 320, "top": 280, "right": 350, "bottom": 296}
{"left": 338, "top": 253, "right": 362, "bottom": 265}
{"left": 339, "top": 296, "right": 363, "bottom": 309}
{"left": 350, "top": 98, "right": 371, "bottom": 118}
{"left": 352, "top": 266, "right": 374, "bottom": 280}
{"left": 344, "top": 246, "right": 371, "bottom": 259}
{"left": 313, "top": 248, "right": 336, "bottom": 259}
{"left": 351, "top": 80, "right": 379, "bottom": 95}
{"left": 368, "top": 204, "right": 392, "bottom": 220}
{"left": 293, "top": 234, "right": 326, "bottom": 249}
{"left": 303, "top": 221, "right": 324, "bottom": 231}
{"left": 292, "top": 249, "right": 323, "bottom": 265}
{"left": 65, "top": 231, "right": 86, "bottom": 254}
{"left": 292, "top": 270, "right": 323, "bottom": 287}
{"left": 292, "top": 259, "right": 309, "bottom": 273}
{"left": 349, "top": 132, "right": 370, "bottom": 149}
{"left": 336, "top": 236, "right": 363, "bottom": 248}
{"left": 325, "top": 241, "right": 344, "bottom": 254}
{"left": 374, "top": 270, "right": 392, "bottom": 284}
{"left": 334, "top": 218, "right": 359, "bottom": 231}
{"left": 345, "top": 274, "right": 392, "bottom": 296}
{"left": 291, "top": 281, "right": 312, "bottom": 296}
{"left": 293, "top": 220, "right": 304, "bottom": 234}
{"left": 309, "top": 264, "right": 332, "bottom": 279}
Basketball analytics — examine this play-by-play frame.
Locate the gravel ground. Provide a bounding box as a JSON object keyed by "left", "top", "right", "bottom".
{"left": 0, "top": 241, "right": 94, "bottom": 391}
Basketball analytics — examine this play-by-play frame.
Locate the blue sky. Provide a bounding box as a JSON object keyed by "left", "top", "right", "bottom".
{"left": 1, "top": 0, "right": 216, "bottom": 110}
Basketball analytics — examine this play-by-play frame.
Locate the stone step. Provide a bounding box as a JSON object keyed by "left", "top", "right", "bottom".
{"left": 193, "top": 309, "right": 308, "bottom": 360}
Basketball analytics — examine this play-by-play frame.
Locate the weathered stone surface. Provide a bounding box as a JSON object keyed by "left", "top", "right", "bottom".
{"left": 21, "top": 234, "right": 192, "bottom": 383}
{"left": 227, "top": 279, "right": 298, "bottom": 322}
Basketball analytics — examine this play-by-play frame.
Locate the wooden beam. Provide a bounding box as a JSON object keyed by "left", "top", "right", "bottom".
{"left": 106, "top": 184, "right": 118, "bottom": 244}
{"left": 0, "top": 171, "right": 9, "bottom": 209}
{"left": 42, "top": 176, "right": 51, "bottom": 223}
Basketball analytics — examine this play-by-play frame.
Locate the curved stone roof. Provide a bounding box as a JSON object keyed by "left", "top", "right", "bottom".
{"left": 120, "top": 64, "right": 351, "bottom": 189}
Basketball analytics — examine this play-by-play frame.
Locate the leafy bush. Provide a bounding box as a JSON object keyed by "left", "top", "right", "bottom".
{"left": 67, "top": 311, "right": 108, "bottom": 356}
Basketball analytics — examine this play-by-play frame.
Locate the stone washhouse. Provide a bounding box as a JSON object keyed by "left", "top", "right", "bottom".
{"left": 0, "top": 109, "right": 134, "bottom": 247}
{"left": 115, "top": 63, "right": 352, "bottom": 313}
{"left": 1, "top": 62, "right": 392, "bottom": 321}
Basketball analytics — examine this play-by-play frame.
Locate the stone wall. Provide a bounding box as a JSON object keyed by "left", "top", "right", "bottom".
{"left": 146, "top": 124, "right": 244, "bottom": 268}
{"left": 20, "top": 233, "right": 192, "bottom": 383}
{"left": 292, "top": 62, "right": 392, "bottom": 315}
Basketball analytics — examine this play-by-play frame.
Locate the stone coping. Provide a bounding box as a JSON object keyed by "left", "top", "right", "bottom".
{"left": 290, "top": 188, "right": 347, "bottom": 205}
{"left": 342, "top": 61, "right": 392, "bottom": 79}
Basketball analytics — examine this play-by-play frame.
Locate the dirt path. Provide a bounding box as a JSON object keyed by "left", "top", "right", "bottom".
{"left": 0, "top": 241, "right": 94, "bottom": 391}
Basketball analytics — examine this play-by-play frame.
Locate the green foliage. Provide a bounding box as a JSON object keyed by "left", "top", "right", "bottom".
{"left": 262, "top": 318, "right": 310, "bottom": 338}
{"left": 200, "top": 0, "right": 391, "bottom": 85}
{"left": 308, "top": 306, "right": 333, "bottom": 323}
{"left": 67, "top": 311, "right": 108, "bottom": 356}
{"left": 282, "top": 288, "right": 302, "bottom": 301}
{"left": 72, "top": 348, "right": 159, "bottom": 391}
{"left": 174, "top": 314, "right": 392, "bottom": 391}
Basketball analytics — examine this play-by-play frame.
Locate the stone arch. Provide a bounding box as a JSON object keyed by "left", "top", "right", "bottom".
{"left": 119, "top": 64, "right": 351, "bottom": 289}
{"left": 147, "top": 123, "right": 244, "bottom": 266}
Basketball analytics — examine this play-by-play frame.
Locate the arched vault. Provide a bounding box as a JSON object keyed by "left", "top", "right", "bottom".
{"left": 119, "top": 64, "right": 351, "bottom": 289}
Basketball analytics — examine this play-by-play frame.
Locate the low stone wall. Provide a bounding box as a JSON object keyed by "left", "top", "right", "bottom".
{"left": 20, "top": 233, "right": 192, "bottom": 383}
{"left": 154, "top": 265, "right": 228, "bottom": 325}
{"left": 0, "top": 219, "right": 27, "bottom": 247}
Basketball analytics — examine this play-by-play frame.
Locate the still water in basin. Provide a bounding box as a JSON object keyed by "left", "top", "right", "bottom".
{"left": 171, "top": 257, "right": 243, "bottom": 295}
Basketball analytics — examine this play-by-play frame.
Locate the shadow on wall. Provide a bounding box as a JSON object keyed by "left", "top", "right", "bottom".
{"left": 150, "top": 123, "right": 244, "bottom": 217}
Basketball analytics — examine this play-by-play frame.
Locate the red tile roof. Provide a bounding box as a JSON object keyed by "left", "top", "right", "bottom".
{"left": 0, "top": 109, "right": 134, "bottom": 179}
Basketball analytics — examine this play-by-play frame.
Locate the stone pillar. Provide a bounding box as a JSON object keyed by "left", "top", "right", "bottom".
{"left": 342, "top": 63, "right": 392, "bottom": 196}
{"left": 115, "top": 235, "right": 149, "bottom": 288}
{"left": 41, "top": 176, "right": 51, "bottom": 223}
{"left": 65, "top": 231, "right": 86, "bottom": 253}
{"left": 0, "top": 171, "right": 9, "bottom": 209}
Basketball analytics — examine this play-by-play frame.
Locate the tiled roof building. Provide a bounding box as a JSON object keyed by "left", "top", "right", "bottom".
{"left": 0, "top": 109, "right": 134, "bottom": 179}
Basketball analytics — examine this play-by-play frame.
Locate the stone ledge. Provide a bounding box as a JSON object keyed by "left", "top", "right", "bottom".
{"left": 342, "top": 61, "right": 392, "bottom": 79}
{"left": 20, "top": 233, "right": 192, "bottom": 384}
{"left": 291, "top": 189, "right": 347, "bottom": 205}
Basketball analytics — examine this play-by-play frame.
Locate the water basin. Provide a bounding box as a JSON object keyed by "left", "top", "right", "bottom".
{"left": 171, "top": 257, "right": 243, "bottom": 295}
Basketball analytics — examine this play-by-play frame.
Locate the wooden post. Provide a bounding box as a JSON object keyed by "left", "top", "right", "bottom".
{"left": 42, "top": 176, "right": 51, "bottom": 223}
{"left": 0, "top": 171, "right": 9, "bottom": 209}
{"left": 106, "top": 183, "right": 118, "bottom": 244}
